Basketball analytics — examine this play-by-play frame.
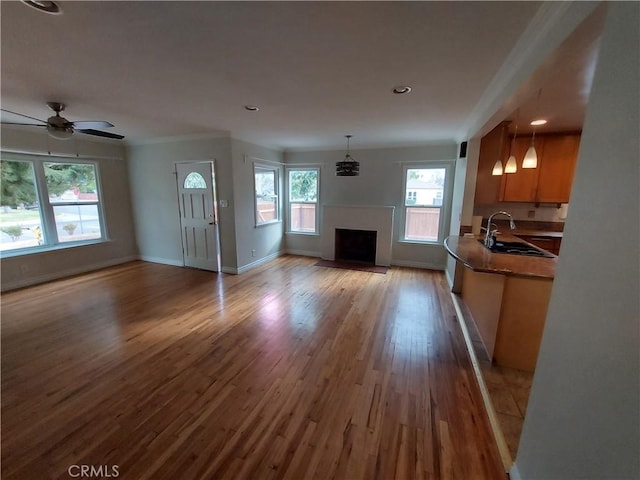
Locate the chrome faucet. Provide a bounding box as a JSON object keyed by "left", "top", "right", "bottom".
{"left": 484, "top": 211, "right": 516, "bottom": 248}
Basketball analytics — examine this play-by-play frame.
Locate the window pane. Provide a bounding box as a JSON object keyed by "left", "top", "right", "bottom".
{"left": 290, "top": 203, "right": 316, "bottom": 232}
{"left": 0, "top": 160, "right": 44, "bottom": 251}
{"left": 183, "top": 172, "right": 207, "bottom": 189}
{"left": 44, "top": 162, "right": 98, "bottom": 204}
{"left": 53, "top": 204, "right": 102, "bottom": 242}
{"left": 405, "top": 207, "right": 440, "bottom": 241}
{"left": 288, "top": 170, "right": 318, "bottom": 202}
{"left": 406, "top": 168, "right": 445, "bottom": 206}
{"left": 255, "top": 169, "right": 278, "bottom": 224}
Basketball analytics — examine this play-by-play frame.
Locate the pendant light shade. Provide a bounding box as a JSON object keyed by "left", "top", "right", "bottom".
{"left": 504, "top": 111, "right": 519, "bottom": 174}
{"left": 492, "top": 159, "right": 503, "bottom": 176}
{"left": 523, "top": 89, "right": 541, "bottom": 169}
{"left": 522, "top": 144, "right": 538, "bottom": 168}
{"left": 491, "top": 121, "right": 507, "bottom": 176}
{"left": 505, "top": 154, "right": 518, "bottom": 173}
{"left": 336, "top": 135, "right": 360, "bottom": 176}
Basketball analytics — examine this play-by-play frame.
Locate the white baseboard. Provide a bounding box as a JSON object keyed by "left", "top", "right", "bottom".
{"left": 445, "top": 267, "right": 454, "bottom": 288}
{"left": 221, "top": 266, "right": 238, "bottom": 274}
{"left": 1, "top": 255, "right": 138, "bottom": 292}
{"left": 390, "top": 259, "right": 445, "bottom": 270}
{"left": 450, "top": 292, "right": 513, "bottom": 473}
{"left": 509, "top": 463, "right": 522, "bottom": 480}
{"left": 138, "top": 255, "right": 183, "bottom": 267}
{"left": 236, "top": 250, "right": 283, "bottom": 274}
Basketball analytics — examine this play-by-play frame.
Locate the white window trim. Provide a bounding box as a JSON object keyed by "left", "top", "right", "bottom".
{"left": 0, "top": 152, "right": 108, "bottom": 257}
{"left": 285, "top": 166, "right": 320, "bottom": 235}
{"left": 400, "top": 162, "right": 454, "bottom": 244}
{"left": 253, "top": 163, "right": 281, "bottom": 227}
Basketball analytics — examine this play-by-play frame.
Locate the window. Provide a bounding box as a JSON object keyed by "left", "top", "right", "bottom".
{"left": 403, "top": 165, "right": 450, "bottom": 243}
{"left": 1, "top": 156, "right": 105, "bottom": 253}
{"left": 287, "top": 168, "right": 319, "bottom": 234}
{"left": 254, "top": 164, "right": 279, "bottom": 226}
{"left": 183, "top": 172, "right": 206, "bottom": 189}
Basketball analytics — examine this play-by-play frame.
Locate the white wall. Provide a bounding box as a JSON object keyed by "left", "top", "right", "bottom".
{"left": 1, "top": 126, "right": 137, "bottom": 291}
{"left": 126, "top": 136, "right": 284, "bottom": 273}
{"left": 446, "top": 138, "right": 480, "bottom": 289}
{"left": 513, "top": 3, "right": 639, "bottom": 479}
{"left": 126, "top": 136, "right": 237, "bottom": 269}
{"left": 230, "top": 138, "right": 284, "bottom": 271}
{"left": 284, "top": 143, "right": 457, "bottom": 269}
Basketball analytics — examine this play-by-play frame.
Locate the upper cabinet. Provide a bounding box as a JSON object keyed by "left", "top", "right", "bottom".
{"left": 535, "top": 134, "right": 580, "bottom": 203}
{"left": 474, "top": 122, "right": 510, "bottom": 205}
{"left": 475, "top": 129, "right": 581, "bottom": 205}
{"left": 500, "top": 137, "right": 543, "bottom": 202}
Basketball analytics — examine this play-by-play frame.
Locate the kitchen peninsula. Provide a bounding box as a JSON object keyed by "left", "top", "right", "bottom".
{"left": 445, "top": 234, "right": 557, "bottom": 372}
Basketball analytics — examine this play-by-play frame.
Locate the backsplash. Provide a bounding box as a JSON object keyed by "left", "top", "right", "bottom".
{"left": 473, "top": 202, "right": 569, "bottom": 223}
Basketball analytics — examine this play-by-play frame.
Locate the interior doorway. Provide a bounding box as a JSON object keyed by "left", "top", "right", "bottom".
{"left": 175, "top": 161, "right": 221, "bottom": 272}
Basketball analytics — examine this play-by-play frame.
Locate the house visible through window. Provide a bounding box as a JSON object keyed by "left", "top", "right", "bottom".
{"left": 287, "top": 168, "right": 319, "bottom": 234}
{"left": 254, "top": 164, "right": 279, "bottom": 226}
{"left": 403, "top": 166, "right": 449, "bottom": 242}
{"left": 1, "top": 157, "right": 105, "bottom": 253}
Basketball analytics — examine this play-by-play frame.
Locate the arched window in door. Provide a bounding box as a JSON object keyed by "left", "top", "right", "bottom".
{"left": 183, "top": 172, "right": 206, "bottom": 189}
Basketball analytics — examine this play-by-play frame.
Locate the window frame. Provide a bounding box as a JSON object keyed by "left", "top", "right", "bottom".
{"left": 0, "top": 153, "right": 108, "bottom": 257}
{"left": 401, "top": 162, "right": 454, "bottom": 244}
{"left": 253, "top": 163, "right": 281, "bottom": 227}
{"left": 286, "top": 166, "right": 320, "bottom": 235}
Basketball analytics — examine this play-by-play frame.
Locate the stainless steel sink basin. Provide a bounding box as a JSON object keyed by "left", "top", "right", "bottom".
{"left": 478, "top": 239, "right": 554, "bottom": 258}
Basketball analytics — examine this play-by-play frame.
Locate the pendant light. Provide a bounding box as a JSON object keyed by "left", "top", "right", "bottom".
{"left": 336, "top": 134, "right": 360, "bottom": 176}
{"left": 523, "top": 90, "right": 542, "bottom": 169}
{"left": 491, "top": 122, "right": 506, "bottom": 176}
{"left": 505, "top": 113, "right": 519, "bottom": 174}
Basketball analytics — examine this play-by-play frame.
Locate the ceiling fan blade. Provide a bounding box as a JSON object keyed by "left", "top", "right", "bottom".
{"left": 72, "top": 120, "right": 115, "bottom": 129}
{"left": 76, "top": 129, "right": 124, "bottom": 140}
{"left": 0, "top": 109, "right": 47, "bottom": 124}
{"left": 1, "top": 122, "right": 47, "bottom": 127}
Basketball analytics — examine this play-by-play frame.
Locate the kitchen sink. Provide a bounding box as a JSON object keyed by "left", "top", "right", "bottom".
{"left": 478, "top": 239, "right": 555, "bottom": 258}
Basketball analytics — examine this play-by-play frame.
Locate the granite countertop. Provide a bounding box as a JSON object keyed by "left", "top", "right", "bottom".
{"left": 444, "top": 234, "right": 557, "bottom": 279}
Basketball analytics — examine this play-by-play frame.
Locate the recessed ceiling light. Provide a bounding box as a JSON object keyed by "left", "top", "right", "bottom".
{"left": 244, "top": 105, "right": 259, "bottom": 112}
{"left": 530, "top": 119, "right": 547, "bottom": 126}
{"left": 392, "top": 86, "right": 412, "bottom": 95}
{"left": 21, "top": 0, "right": 62, "bottom": 14}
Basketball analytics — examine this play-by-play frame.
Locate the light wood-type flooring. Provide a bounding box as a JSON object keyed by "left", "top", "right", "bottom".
{"left": 1, "top": 256, "right": 506, "bottom": 480}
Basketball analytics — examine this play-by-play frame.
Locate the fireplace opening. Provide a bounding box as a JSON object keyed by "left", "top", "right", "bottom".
{"left": 335, "top": 228, "right": 377, "bottom": 264}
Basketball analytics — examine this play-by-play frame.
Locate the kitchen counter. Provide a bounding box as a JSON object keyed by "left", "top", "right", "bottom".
{"left": 446, "top": 234, "right": 555, "bottom": 371}
{"left": 444, "top": 234, "right": 557, "bottom": 279}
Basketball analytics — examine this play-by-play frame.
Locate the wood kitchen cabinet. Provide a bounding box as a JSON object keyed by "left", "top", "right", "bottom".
{"left": 499, "top": 133, "right": 580, "bottom": 204}
{"left": 499, "top": 137, "right": 542, "bottom": 202}
{"left": 517, "top": 235, "right": 562, "bottom": 255}
{"left": 535, "top": 134, "right": 580, "bottom": 203}
{"left": 474, "top": 121, "right": 510, "bottom": 205}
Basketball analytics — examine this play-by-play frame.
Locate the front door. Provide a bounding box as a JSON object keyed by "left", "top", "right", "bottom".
{"left": 176, "top": 161, "right": 220, "bottom": 272}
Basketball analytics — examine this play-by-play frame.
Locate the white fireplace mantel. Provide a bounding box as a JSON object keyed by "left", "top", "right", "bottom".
{"left": 321, "top": 205, "right": 395, "bottom": 266}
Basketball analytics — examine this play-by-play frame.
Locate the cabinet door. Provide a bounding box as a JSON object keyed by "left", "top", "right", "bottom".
{"left": 536, "top": 134, "right": 580, "bottom": 203}
{"left": 500, "top": 137, "right": 543, "bottom": 202}
{"left": 474, "top": 122, "right": 510, "bottom": 205}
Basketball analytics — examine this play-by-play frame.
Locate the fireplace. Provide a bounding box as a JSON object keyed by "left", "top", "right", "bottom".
{"left": 335, "top": 229, "right": 377, "bottom": 264}
{"left": 321, "top": 205, "right": 395, "bottom": 266}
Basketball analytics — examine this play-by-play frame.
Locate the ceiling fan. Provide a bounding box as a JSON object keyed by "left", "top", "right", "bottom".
{"left": 0, "top": 102, "right": 124, "bottom": 140}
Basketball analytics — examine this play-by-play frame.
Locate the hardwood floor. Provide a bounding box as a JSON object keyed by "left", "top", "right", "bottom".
{"left": 1, "top": 256, "right": 505, "bottom": 480}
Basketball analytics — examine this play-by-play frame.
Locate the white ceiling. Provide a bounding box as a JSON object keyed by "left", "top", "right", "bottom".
{"left": 0, "top": 1, "right": 602, "bottom": 150}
